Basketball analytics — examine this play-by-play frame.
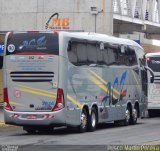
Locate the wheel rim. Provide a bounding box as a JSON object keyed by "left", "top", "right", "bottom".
{"left": 91, "top": 112, "right": 96, "bottom": 128}
{"left": 133, "top": 109, "right": 137, "bottom": 121}
{"left": 126, "top": 109, "right": 130, "bottom": 122}
{"left": 81, "top": 112, "right": 87, "bottom": 129}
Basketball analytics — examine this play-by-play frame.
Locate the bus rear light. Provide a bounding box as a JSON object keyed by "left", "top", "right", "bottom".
{"left": 52, "top": 88, "right": 64, "bottom": 112}
{"left": 4, "top": 88, "right": 12, "bottom": 111}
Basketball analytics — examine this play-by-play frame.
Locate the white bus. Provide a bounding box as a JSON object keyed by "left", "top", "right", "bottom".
{"left": 3, "top": 31, "right": 150, "bottom": 133}
{"left": 145, "top": 52, "right": 160, "bottom": 117}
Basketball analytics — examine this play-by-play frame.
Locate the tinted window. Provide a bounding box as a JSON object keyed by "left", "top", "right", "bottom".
{"left": 147, "top": 57, "right": 160, "bottom": 72}
{"left": 68, "top": 40, "right": 137, "bottom": 67}
{"left": 68, "top": 40, "right": 119, "bottom": 66}
{"left": 125, "top": 46, "right": 137, "bottom": 66}
{"left": 68, "top": 42, "right": 98, "bottom": 66}
{"left": 6, "top": 33, "right": 59, "bottom": 55}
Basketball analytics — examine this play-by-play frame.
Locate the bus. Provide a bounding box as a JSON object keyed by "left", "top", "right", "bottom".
{"left": 3, "top": 31, "right": 150, "bottom": 133}
{"left": 145, "top": 52, "right": 160, "bottom": 117}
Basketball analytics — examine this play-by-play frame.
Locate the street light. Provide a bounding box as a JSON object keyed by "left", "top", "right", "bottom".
{"left": 90, "top": 7, "right": 103, "bottom": 33}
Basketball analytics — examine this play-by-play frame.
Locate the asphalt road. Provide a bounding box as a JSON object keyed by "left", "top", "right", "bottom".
{"left": 0, "top": 115, "right": 160, "bottom": 151}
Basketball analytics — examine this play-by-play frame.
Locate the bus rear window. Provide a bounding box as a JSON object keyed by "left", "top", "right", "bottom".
{"left": 6, "top": 32, "right": 59, "bottom": 55}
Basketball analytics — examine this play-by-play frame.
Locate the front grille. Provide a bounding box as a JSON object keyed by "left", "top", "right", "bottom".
{"left": 10, "top": 71, "right": 54, "bottom": 82}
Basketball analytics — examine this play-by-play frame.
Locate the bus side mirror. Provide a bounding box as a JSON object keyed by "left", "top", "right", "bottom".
{"left": 144, "top": 66, "right": 154, "bottom": 83}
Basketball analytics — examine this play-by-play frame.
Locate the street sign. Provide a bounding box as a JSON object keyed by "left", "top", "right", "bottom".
{"left": 0, "top": 43, "right": 4, "bottom": 54}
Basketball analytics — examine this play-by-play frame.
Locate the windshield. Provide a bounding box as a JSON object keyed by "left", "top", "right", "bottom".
{"left": 147, "top": 56, "right": 160, "bottom": 72}
{"left": 6, "top": 32, "right": 59, "bottom": 55}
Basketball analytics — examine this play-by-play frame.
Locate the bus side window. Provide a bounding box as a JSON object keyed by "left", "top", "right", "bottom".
{"left": 67, "top": 42, "right": 78, "bottom": 65}
{"left": 102, "top": 48, "right": 108, "bottom": 65}
{"left": 118, "top": 45, "right": 127, "bottom": 65}
{"left": 87, "top": 44, "right": 97, "bottom": 64}
{"left": 97, "top": 45, "right": 104, "bottom": 64}
{"left": 103, "top": 43, "right": 119, "bottom": 66}
{"left": 125, "top": 46, "right": 137, "bottom": 66}
{"left": 76, "top": 43, "right": 87, "bottom": 65}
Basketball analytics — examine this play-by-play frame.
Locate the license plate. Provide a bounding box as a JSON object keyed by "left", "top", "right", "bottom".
{"left": 26, "top": 115, "right": 37, "bottom": 119}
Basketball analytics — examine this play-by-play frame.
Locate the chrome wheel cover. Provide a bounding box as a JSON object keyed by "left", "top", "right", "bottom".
{"left": 126, "top": 109, "right": 130, "bottom": 122}
{"left": 81, "top": 112, "right": 87, "bottom": 129}
{"left": 132, "top": 109, "right": 138, "bottom": 121}
{"left": 91, "top": 112, "right": 96, "bottom": 128}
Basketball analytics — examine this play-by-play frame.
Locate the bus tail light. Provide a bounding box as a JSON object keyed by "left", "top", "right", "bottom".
{"left": 4, "top": 88, "right": 12, "bottom": 111}
{"left": 52, "top": 88, "right": 64, "bottom": 112}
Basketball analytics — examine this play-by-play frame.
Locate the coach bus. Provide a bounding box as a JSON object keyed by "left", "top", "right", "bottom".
{"left": 3, "top": 31, "right": 151, "bottom": 133}
{"left": 145, "top": 52, "right": 160, "bottom": 117}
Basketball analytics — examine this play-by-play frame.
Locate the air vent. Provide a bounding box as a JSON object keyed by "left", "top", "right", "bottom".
{"left": 10, "top": 71, "right": 54, "bottom": 82}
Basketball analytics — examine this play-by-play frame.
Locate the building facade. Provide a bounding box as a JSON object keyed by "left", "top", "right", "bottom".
{"left": 0, "top": 0, "right": 113, "bottom": 34}
{"left": 0, "top": 0, "right": 113, "bottom": 103}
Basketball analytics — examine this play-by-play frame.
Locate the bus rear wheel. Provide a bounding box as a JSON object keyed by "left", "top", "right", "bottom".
{"left": 23, "top": 126, "right": 37, "bottom": 134}
{"left": 88, "top": 107, "right": 97, "bottom": 132}
{"left": 123, "top": 106, "right": 131, "bottom": 126}
{"left": 131, "top": 106, "right": 138, "bottom": 125}
{"left": 78, "top": 109, "right": 88, "bottom": 133}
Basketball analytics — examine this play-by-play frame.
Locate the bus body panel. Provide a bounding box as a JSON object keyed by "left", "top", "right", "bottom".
{"left": 5, "top": 55, "right": 59, "bottom": 112}
{"left": 67, "top": 64, "right": 143, "bottom": 124}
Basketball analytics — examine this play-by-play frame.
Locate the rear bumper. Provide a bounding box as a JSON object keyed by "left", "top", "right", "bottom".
{"left": 4, "top": 109, "right": 66, "bottom": 126}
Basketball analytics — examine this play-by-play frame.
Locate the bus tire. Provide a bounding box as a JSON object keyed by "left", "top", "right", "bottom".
{"left": 78, "top": 109, "right": 88, "bottom": 133}
{"left": 131, "top": 106, "right": 138, "bottom": 125}
{"left": 38, "top": 126, "right": 54, "bottom": 133}
{"left": 123, "top": 106, "right": 131, "bottom": 126}
{"left": 88, "top": 107, "right": 97, "bottom": 132}
{"left": 148, "top": 110, "right": 152, "bottom": 118}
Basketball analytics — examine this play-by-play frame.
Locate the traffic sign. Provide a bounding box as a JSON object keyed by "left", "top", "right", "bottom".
{"left": 0, "top": 43, "right": 4, "bottom": 54}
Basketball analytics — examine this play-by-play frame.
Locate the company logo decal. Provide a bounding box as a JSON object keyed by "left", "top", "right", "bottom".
{"left": 45, "top": 13, "right": 70, "bottom": 30}
{"left": 14, "top": 90, "right": 21, "bottom": 98}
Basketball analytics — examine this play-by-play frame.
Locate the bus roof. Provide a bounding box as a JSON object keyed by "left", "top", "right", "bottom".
{"left": 60, "top": 31, "right": 142, "bottom": 48}
{"left": 7, "top": 31, "right": 143, "bottom": 49}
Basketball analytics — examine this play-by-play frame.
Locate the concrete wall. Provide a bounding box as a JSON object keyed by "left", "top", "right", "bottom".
{"left": 0, "top": 0, "right": 113, "bottom": 35}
